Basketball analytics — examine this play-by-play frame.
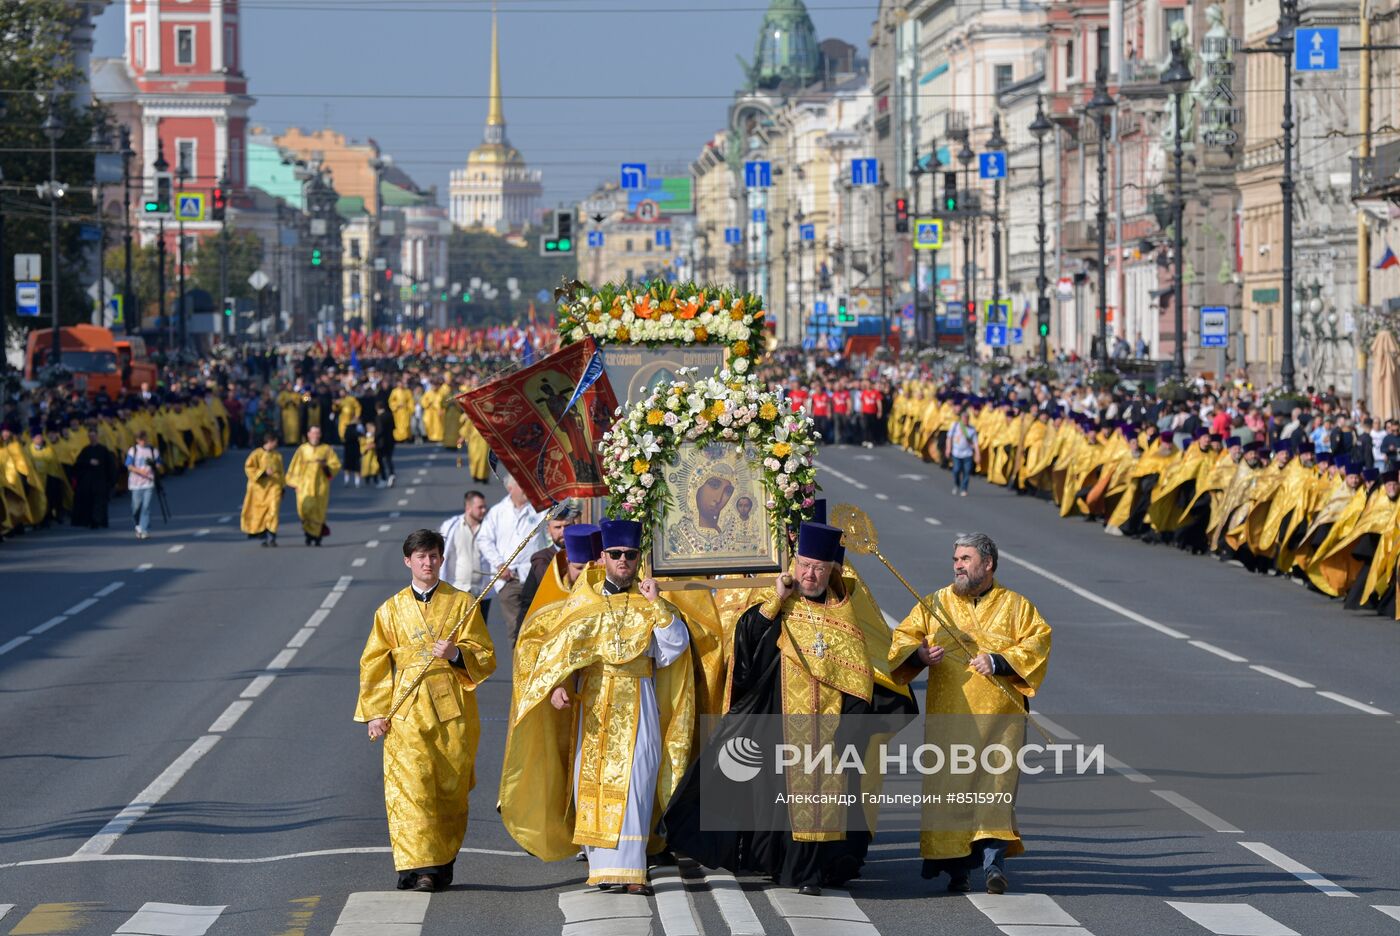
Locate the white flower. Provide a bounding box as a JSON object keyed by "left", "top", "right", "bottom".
{"left": 734, "top": 357, "right": 750, "bottom": 373}
{"left": 640, "top": 472, "right": 655, "bottom": 488}
{"left": 639, "top": 432, "right": 663, "bottom": 459}
{"left": 747, "top": 424, "right": 760, "bottom": 439}
{"left": 785, "top": 458, "right": 798, "bottom": 473}
{"left": 777, "top": 473, "right": 790, "bottom": 487}
{"left": 764, "top": 457, "right": 781, "bottom": 471}
{"left": 663, "top": 411, "right": 679, "bottom": 427}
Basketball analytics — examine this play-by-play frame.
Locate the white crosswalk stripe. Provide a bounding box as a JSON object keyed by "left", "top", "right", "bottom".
{"left": 1376, "top": 906, "right": 1400, "bottom": 924}
{"left": 557, "top": 888, "right": 652, "bottom": 936}
{"left": 701, "top": 869, "right": 765, "bottom": 935}
{"left": 1166, "top": 901, "right": 1299, "bottom": 935}
{"left": 966, "top": 893, "right": 1095, "bottom": 934}
{"left": 0, "top": 904, "right": 11, "bottom": 922}
{"left": 767, "top": 887, "right": 879, "bottom": 936}
{"left": 651, "top": 865, "right": 701, "bottom": 936}
{"left": 330, "top": 891, "right": 430, "bottom": 935}
{"left": 113, "top": 902, "right": 225, "bottom": 935}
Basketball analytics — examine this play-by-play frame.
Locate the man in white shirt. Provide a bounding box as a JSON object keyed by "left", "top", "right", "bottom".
{"left": 440, "top": 490, "right": 492, "bottom": 622}
{"left": 478, "top": 474, "right": 547, "bottom": 642}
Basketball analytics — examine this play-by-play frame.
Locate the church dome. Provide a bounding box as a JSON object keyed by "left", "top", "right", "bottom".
{"left": 468, "top": 142, "right": 525, "bottom": 167}
{"left": 749, "top": 0, "right": 820, "bottom": 90}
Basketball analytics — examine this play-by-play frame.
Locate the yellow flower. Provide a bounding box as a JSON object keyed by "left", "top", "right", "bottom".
{"left": 646, "top": 409, "right": 665, "bottom": 425}
{"left": 733, "top": 340, "right": 750, "bottom": 357}
{"left": 660, "top": 298, "right": 677, "bottom": 313}
{"left": 759, "top": 402, "right": 778, "bottom": 420}
{"left": 694, "top": 326, "right": 709, "bottom": 342}
{"left": 587, "top": 310, "right": 602, "bottom": 323}
{"left": 633, "top": 459, "right": 650, "bottom": 474}
{"left": 609, "top": 306, "right": 623, "bottom": 319}
{"left": 616, "top": 326, "right": 630, "bottom": 342}
{"left": 771, "top": 441, "right": 792, "bottom": 458}
{"left": 711, "top": 400, "right": 726, "bottom": 415}
{"left": 730, "top": 308, "right": 746, "bottom": 321}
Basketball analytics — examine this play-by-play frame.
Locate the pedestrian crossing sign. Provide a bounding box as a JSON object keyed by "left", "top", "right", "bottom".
{"left": 914, "top": 219, "right": 943, "bottom": 250}
{"left": 983, "top": 299, "right": 1012, "bottom": 326}
{"left": 175, "top": 193, "right": 206, "bottom": 222}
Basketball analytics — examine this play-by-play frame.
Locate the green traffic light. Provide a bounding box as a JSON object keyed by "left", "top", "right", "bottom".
{"left": 1038, "top": 323, "right": 1050, "bottom": 337}
{"left": 311, "top": 249, "right": 322, "bottom": 266}
{"left": 462, "top": 293, "right": 472, "bottom": 303}
{"left": 945, "top": 198, "right": 956, "bottom": 211}
{"left": 558, "top": 238, "right": 572, "bottom": 252}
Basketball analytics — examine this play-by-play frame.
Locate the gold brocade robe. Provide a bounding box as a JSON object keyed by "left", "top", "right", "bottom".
{"left": 277, "top": 390, "right": 303, "bottom": 446}
{"left": 1288, "top": 477, "right": 1355, "bottom": 571}
{"left": 1252, "top": 461, "right": 1313, "bottom": 556}
{"left": 354, "top": 583, "right": 496, "bottom": 871}
{"left": 389, "top": 388, "right": 415, "bottom": 442}
{"left": 3, "top": 439, "right": 46, "bottom": 525}
{"left": 1356, "top": 493, "right": 1400, "bottom": 605}
{"left": 422, "top": 386, "right": 445, "bottom": 443}
{"left": 286, "top": 442, "right": 341, "bottom": 536}
{"left": 336, "top": 396, "right": 362, "bottom": 443}
{"left": 500, "top": 573, "right": 706, "bottom": 862}
{"left": 1306, "top": 487, "right": 1380, "bottom": 595}
{"left": 889, "top": 582, "right": 1051, "bottom": 861}
{"left": 1106, "top": 447, "right": 1176, "bottom": 529}
{"left": 441, "top": 393, "right": 462, "bottom": 451}
{"left": 1147, "top": 444, "right": 1212, "bottom": 533}
{"left": 360, "top": 436, "right": 380, "bottom": 479}
{"left": 240, "top": 449, "right": 284, "bottom": 535}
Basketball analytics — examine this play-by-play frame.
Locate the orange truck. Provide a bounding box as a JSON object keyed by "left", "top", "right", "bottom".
{"left": 24, "top": 325, "right": 158, "bottom": 397}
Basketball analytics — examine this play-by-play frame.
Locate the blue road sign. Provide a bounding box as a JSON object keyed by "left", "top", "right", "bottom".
{"left": 800, "top": 224, "right": 816, "bottom": 242}
{"left": 827, "top": 334, "right": 842, "bottom": 351}
{"left": 724, "top": 227, "right": 742, "bottom": 245}
{"left": 1011, "top": 327, "right": 1024, "bottom": 345}
{"left": 16, "top": 282, "right": 40, "bottom": 317}
{"left": 914, "top": 219, "right": 943, "bottom": 250}
{"left": 801, "top": 336, "right": 816, "bottom": 351}
{"left": 813, "top": 300, "right": 829, "bottom": 315}
{"left": 1295, "top": 28, "right": 1340, "bottom": 71}
{"left": 851, "top": 158, "right": 879, "bottom": 186}
{"left": 620, "top": 163, "right": 648, "bottom": 190}
{"left": 979, "top": 152, "right": 1007, "bottom": 180}
{"left": 656, "top": 229, "right": 672, "bottom": 248}
{"left": 587, "top": 231, "right": 605, "bottom": 248}
{"left": 1201, "top": 306, "right": 1230, "bottom": 348}
{"left": 985, "top": 323, "right": 1008, "bottom": 347}
{"left": 752, "top": 208, "right": 767, "bottom": 224}
{"left": 745, "top": 161, "right": 773, "bottom": 189}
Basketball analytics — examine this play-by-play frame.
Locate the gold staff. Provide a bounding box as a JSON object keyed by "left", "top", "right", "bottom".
{"left": 830, "top": 503, "right": 1055, "bottom": 745}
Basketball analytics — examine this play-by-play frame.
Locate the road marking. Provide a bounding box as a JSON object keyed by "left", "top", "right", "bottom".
{"left": 817, "top": 463, "right": 868, "bottom": 491}
{"left": 193, "top": 528, "right": 210, "bottom": 537}
{"left": 379, "top": 524, "right": 392, "bottom": 532}
{"left": 998, "top": 549, "right": 1191, "bottom": 639}
{"left": 397, "top": 498, "right": 409, "bottom": 506}
{"left": 1237, "top": 841, "right": 1355, "bottom": 897}
{"left": 305, "top": 609, "right": 331, "bottom": 629}
{"left": 208, "top": 700, "right": 254, "bottom": 734}
{"left": 898, "top": 504, "right": 913, "bottom": 512}
{"left": 923, "top": 516, "right": 942, "bottom": 527}
{"left": 115, "top": 902, "right": 226, "bottom": 935}
{"left": 64, "top": 598, "right": 99, "bottom": 615}
{"left": 390, "top": 511, "right": 401, "bottom": 519}
{"left": 135, "top": 562, "right": 154, "bottom": 572}
{"left": 406, "top": 488, "right": 417, "bottom": 495}
{"left": 0, "top": 905, "right": 9, "bottom": 922}
{"left": 94, "top": 581, "right": 125, "bottom": 598}
{"left": 767, "top": 887, "right": 876, "bottom": 935}
{"left": 967, "top": 893, "right": 1086, "bottom": 931}
{"left": 898, "top": 473, "right": 927, "bottom": 480}
{"left": 29, "top": 616, "right": 68, "bottom": 636}
{"left": 1165, "top": 901, "right": 1298, "bottom": 935}
{"left": 366, "top": 540, "right": 380, "bottom": 548}
{"left": 7, "top": 902, "right": 101, "bottom": 934}
{"left": 217, "top": 515, "right": 232, "bottom": 524}
{"left": 701, "top": 870, "right": 764, "bottom": 935}
{"left": 651, "top": 865, "right": 700, "bottom": 936}
{"left": 0, "top": 635, "right": 33, "bottom": 657}
{"left": 287, "top": 628, "right": 316, "bottom": 649}
{"left": 1315, "top": 691, "right": 1390, "bottom": 715}
{"left": 1249, "top": 665, "right": 1314, "bottom": 689}
{"left": 241, "top": 675, "right": 277, "bottom": 699}
{"left": 74, "top": 735, "right": 221, "bottom": 855}
{"left": 558, "top": 888, "right": 651, "bottom": 936}
{"left": 875, "top": 492, "right": 889, "bottom": 500}
{"left": 1189, "top": 640, "right": 1249, "bottom": 663}
{"left": 0, "top": 845, "right": 529, "bottom": 870}
{"left": 167, "top": 544, "right": 185, "bottom": 554}
{"left": 1152, "top": 790, "right": 1242, "bottom": 833}
{"left": 1104, "top": 753, "right": 1155, "bottom": 784}
{"left": 352, "top": 557, "right": 367, "bottom": 567}
{"left": 330, "top": 892, "right": 431, "bottom": 936}
{"left": 321, "top": 591, "right": 343, "bottom": 610}
{"left": 267, "top": 648, "right": 297, "bottom": 670}
{"left": 1376, "top": 907, "right": 1400, "bottom": 924}
{"left": 1027, "top": 710, "right": 1080, "bottom": 739}
{"left": 334, "top": 575, "right": 354, "bottom": 592}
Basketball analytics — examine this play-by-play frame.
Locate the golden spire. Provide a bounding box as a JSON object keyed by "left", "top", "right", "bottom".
{"left": 486, "top": 2, "right": 505, "bottom": 129}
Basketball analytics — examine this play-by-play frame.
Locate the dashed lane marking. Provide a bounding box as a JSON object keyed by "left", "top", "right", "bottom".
{"left": 875, "top": 493, "right": 889, "bottom": 500}
{"left": 135, "top": 563, "right": 154, "bottom": 572}
{"left": 0, "top": 636, "right": 33, "bottom": 657}
{"left": 1165, "top": 901, "right": 1298, "bottom": 936}
{"left": 1249, "top": 665, "right": 1314, "bottom": 689}
{"left": 352, "top": 558, "right": 367, "bottom": 567}
{"left": 304, "top": 609, "right": 330, "bottom": 629}
{"left": 397, "top": 499, "right": 409, "bottom": 506}
{"left": 286, "top": 628, "right": 316, "bottom": 649}
{"left": 95, "top": 581, "right": 125, "bottom": 598}
{"left": 334, "top": 575, "right": 353, "bottom": 592}
{"left": 193, "top": 528, "right": 210, "bottom": 537}
{"left": 217, "top": 515, "right": 232, "bottom": 524}
{"left": 897, "top": 504, "right": 913, "bottom": 512}
{"left": 320, "top": 592, "right": 342, "bottom": 610}
{"left": 966, "top": 893, "right": 1091, "bottom": 933}
{"left": 406, "top": 488, "right": 417, "bottom": 495}
{"left": 1151, "top": 790, "right": 1242, "bottom": 833}
{"left": 557, "top": 888, "right": 651, "bottom": 936}
{"left": 1375, "top": 907, "right": 1400, "bottom": 924}
{"left": 998, "top": 549, "right": 1190, "bottom": 639}
{"left": 767, "top": 887, "right": 878, "bottom": 936}
{"left": 267, "top": 648, "right": 297, "bottom": 670}
{"left": 29, "top": 616, "right": 68, "bottom": 636}
{"left": 241, "top": 675, "right": 276, "bottom": 699}
{"left": 74, "top": 736, "right": 222, "bottom": 855}
{"left": 330, "top": 892, "right": 434, "bottom": 936}
{"left": 65, "top": 598, "right": 99, "bottom": 616}
{"left": 651, "top": 864, "right": 701, "bottom": 936}
{"left": 114, "top": 901, "right": 226, "bottom": 935}
{"left": 700, "top": 870, "right": 764, "bottom": 936}
{"left": 208, "top": 700, "right": 253, "bottom": 734}
{"left": 1189, "top": 640, "right": 1248, "bottom": 663}
{"left": 390, "top": 512, "right": 401, "bottom": 519}
{"left": 1315, "top": 691, "right": 1390, "bottom": 715}
{"left": 923, "top": 516, "right": 942, "bottom": 527}
{"left": 816, "top": 463, "right": 868, "bottom": 491}
{"left": 167, "top": 544, "right": 184, "bottom": 554}
{"left": 378, "top": 524, "right": 392, "bottom": 532}
{"left": 1237, "top": 841, "right": 1355, "bottom": 897}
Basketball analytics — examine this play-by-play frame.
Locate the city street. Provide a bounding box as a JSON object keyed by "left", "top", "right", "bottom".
{"left": 3, "top": 441, "right": 1398, "bottom": 936}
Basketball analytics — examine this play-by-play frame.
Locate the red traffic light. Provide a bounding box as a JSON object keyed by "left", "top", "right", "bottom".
{"left": 384, "top": 268, "right": 394, "bottom": 282}
{"left": 895, "top": 197, "right": 909, "bottom": 218}
{"left": 212, "top": 188, "right": 227, "bottom": 211}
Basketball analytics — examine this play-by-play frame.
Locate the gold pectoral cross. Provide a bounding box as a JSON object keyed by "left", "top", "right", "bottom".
{"left": 811, "top": 632, "right": 829, "bottom": 659}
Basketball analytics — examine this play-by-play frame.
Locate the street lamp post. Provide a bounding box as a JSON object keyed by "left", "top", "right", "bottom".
{"left": 154, "top": 140, "right": 169, "bottom": 351}
{"left": 781, "top": 212, "right": 791, "bottom": 338}
{"left": 41, "top": 102, "right": 65, "bottom": 366}
{"left": 120, "top": 126, "right": 137, "bottom": 335}
{"left": 1029, "top": 96, "right": 1054, "bottom": 365}
{"left": 910, "top": 157, "right": 923, "bottom": 350}
{"left": 175, "top": 161, "right": 189, "bottom": 352}
{"left": 1162, "top": 39, "right": 1194, "bottom": 382}
{"left": 877, "top": 175, "right": 890, "bottom": 341}
{"left": 1087, "top": 68, "right": 1116, "bottom": 371}
{"left": 957, "top": 141, "right": 975, "bottom": 361}
{"left": 218, "top": 167, "right": 231, "bottom": 346}
{"left": 987, "top": 116, "right": 1007, "bottom": 356}
{"left": 90, "top": 122, "right": 109, "bottom": 329}
{"left": 795, "top": 207, "right": 806, "bottom": 341}
{"left": 1268, "top": 0, "right": 1298, "bottom": 392}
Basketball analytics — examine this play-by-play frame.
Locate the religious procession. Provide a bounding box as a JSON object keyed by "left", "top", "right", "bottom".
{"left": 351, "top": 281, "right": 1053, "bottom": 902}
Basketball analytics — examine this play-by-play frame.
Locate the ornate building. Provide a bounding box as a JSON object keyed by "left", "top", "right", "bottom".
{"left": 448, "top": 11, "right": 543, "bottom": 234}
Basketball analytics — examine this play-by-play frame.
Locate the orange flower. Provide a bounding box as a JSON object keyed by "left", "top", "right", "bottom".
{"left": 587, "top": 310, "right": 602, "bottom": 323}
{"left": 694, "top": 326, "right": 709, "bottom": 342}
{"left": 677, "top": 298, "right": 701, "bottom": 320}
{"left": 616, "top": 326, "right": 630, "bottom": 342}
{"left": 609, "top": 306, "right": 623, "bottom": 319}
{"left": 733, "top": 297, "right": 747, "bottom": 313}
{"left": 635, "top": 295, "right": 655, "bottom": 319}
{"left": 733, "top": 340, "right": 750, "bottom": 357}
{"left": 730, "top": 308, "right": 745, "bottom": 321}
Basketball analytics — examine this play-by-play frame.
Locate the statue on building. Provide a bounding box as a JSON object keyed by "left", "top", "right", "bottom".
{"left": 1194, "top": 5, "right": 1236, "bottom": 145}
{"left": 1159, "top": 19, "right": 1198, "bottom": 152}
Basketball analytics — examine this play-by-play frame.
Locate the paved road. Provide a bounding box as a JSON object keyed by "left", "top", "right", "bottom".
{"left": 2, "top": 440, "right": 1398, "bottom": 935}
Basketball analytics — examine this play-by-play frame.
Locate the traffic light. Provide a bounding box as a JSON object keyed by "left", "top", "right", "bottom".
{"left": 311, "top": 248, "right": 323, "bottom": 267}
{"left": 943, "top": 172, "right": 958, "bottom": 213}
{"left": 837, "top": 296, "right": 853, "bottom": 323}
{"left": 384, "top": 268, "right": 394, "bottom": 282}
{"left": 223, "top": 296, "right": 235, "bottom": 317}
{"left": 1037, "top": 296, "right": 1051, "bottom": 337}
{"left": 211, "top": 187, "right": 227, "bottom": 222}
{"left": 144, "top": 172, "right": 172, "bottom": 214}
{"left": 462, "top": 292, "right": 472, "bottom": 303}
{"left": 894, "top": 197, "right": 910, "bottom": 234}
{"left": 542, "top": 210, "right": 576, "bottom": 255}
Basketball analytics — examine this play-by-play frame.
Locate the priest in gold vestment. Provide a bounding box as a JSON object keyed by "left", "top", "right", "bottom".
{"left": 286, "top": 425, "right": 341, "bottom": 546}
{"left": 889, "top": 531, "right": 1051, "bottom": 896}
{"left": 355, "top": 529, "right": 496, "bottom": 892}
{"left": 240, "top": 432, "right": 284, "bottom": 546}
{"left": 501, "top": 519, "right": 709, "bottom": 895}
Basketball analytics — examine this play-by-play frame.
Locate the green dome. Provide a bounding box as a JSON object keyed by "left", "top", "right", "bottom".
{"left": 745, "top": 0, "right": 820, "bottom": 91}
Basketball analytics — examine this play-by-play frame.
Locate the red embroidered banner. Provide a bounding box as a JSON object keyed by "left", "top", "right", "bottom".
{"left": 455, "top": 338, "right": 618, "bottom": 510}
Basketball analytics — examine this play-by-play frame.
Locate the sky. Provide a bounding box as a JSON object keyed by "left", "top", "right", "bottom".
{"left": 92, "top": 1, "right": 881, "bottom": 207}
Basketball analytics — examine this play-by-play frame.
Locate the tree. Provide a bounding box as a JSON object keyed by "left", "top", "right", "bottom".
{"left": 444, "top": 228, "right": 576, "bottom": 326}
{"left": 189, "top": 229, "right": 265, "bottom": 303}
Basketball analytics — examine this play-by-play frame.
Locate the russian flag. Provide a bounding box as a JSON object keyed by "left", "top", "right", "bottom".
{"left": 1019, "top": 302, "right": 1031, "bottom": 329}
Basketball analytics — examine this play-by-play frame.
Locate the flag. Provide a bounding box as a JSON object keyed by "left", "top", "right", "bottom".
{"left": 1019, "top": 302, "right": 1031, "bottom": 329}
{"left": 522, "top": 336, "right": 535, "bottom": 367}
{"left": 1378, "top": 245, "right": 1399, "bottom": 270}
{"left": 455, "top": 338, "right": 618, "bottom": 510}
{"left": 349, "top": 349, "right": 362, "bottom": 376}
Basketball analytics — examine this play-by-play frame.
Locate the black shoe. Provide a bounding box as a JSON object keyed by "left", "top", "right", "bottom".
{"left": 260, "top": 539, "right": 269, "bottom": 547}
{"left": 948, "top": 874, "right": 972, "bottom": 893}
{"left": 985, "top": 867, "right": 1008, "bottom": 894}
{"left": 269, "top": 536, "right": 277, "bottom": 547}
{"left": 305, "top": 534, "right": 312, "bottom": 546}
{"left": 797, "top": 885, "right": 822, "bottom": 897}
{"left": 314, "top": 538, "right": 322, "bottom": 547}
{"left": 412, "top": 874, "right": 436, "bottom": 893}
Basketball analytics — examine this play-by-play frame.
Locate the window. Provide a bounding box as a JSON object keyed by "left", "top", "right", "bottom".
{"left": 224, "top": 26, "right": 235, "bottom": 69}
{"left": 1096, "top": 28, "right": 1109, "bottom": 80}
{"left": 176, "top": 139, "right": 196, "bottom": 178}
{"left": 350, "top": 240, "right": 362, "bottom": 260}
{"left": 228, "top": 139, "right": 242, "bottom": 185}
{"left": 1065, "top": 38, "right": 1076, "bottom": 80}
{"left": 176, "top": 27, "right": 195, "bottom": 66}
{"left": 134, "top": 26, "right": 145, "bottom": 67}
{"left": 625, "top": 239, "right": 634, "bottom": 252}
{"left": 995, "top": 64, "right": 1013, "bottom": 93}
{"left": 1163, "top": 8, "right": 1186, "bottom": 58}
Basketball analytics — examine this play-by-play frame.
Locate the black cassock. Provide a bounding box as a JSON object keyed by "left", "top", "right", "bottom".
{"left": 663, "top": 598, "right": 916, "bottom": 890}
{"left": 71, "top": 444, "right": 117, "bottom": 529}
{"left": 341, "top": 422, "right": 362, "bottom": 475}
